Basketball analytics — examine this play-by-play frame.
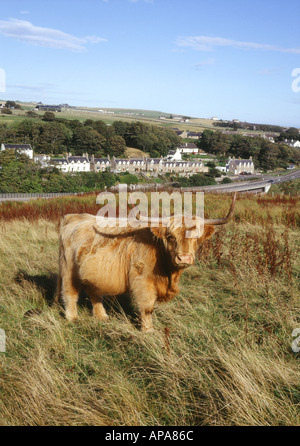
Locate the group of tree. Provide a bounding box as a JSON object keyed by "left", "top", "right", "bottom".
{"left": 4, "top": 101, "right": 22, "bottom": 110}
{"left": 1, "top": 101, "right": 23, "bottom": 115}
{"left": 173, "top": 173, "right": 216, "bottom": 188}
{"left": 277, "top": 127, "right": 300, "bottom": 142}
{"left": 0, "top": 115, "right": 180, "bottom": 159}
{"left": 213, "top": 121, "right": 284, "bottom": 133}
{"left": 198, "top": 130, "right": 300, "bottom": 170}
{"left": 112, "top": 121, "right": 180, "bottom": 157}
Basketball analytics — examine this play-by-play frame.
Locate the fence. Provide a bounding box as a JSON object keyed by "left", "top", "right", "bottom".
{"left": 0, "top": 192, "right": 86, "bottom": 201}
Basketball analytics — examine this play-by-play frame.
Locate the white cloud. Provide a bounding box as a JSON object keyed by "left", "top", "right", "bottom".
{"left": 7, "top": 82, "right": 56, "bottom": 92}
{"left": 193, "top": 58, "right": 216, "bottom": 70}
{"left": 176, "top": 35, "right": 300, "bottom": 54}
{"left": 0, "top": 18, "right": 107, "bottom": 52}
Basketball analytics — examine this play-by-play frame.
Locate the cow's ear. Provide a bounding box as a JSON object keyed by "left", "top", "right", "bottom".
{"left": 150, "top": 226, "right": 168, "bottom": 239}
{"left": 198, "top": 225, "right": 215, "bottom": 244}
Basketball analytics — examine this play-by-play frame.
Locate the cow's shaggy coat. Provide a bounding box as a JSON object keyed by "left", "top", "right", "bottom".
{"left": 57, "top": 214, "right": 217, "bottom": 331}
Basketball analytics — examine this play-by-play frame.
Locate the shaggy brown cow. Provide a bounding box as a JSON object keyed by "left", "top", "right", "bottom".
{"left": 57, "top": 195, "right": 236, "bottom": 332}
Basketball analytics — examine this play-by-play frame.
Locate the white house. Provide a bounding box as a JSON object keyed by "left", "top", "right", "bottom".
{"left": 285, "top": 139, "right": 300, "bottom": 148}
{"left": 91, "top": 155, "right": 111, "bottom": 172}
{"left": 51, "top": 154, "right": 90, "bottom": 172}
{"left": 1, "top": 143, "right": 34, "bottom": 159}
{"left": 177, "top": 143, "right": 199, "bottom": 154}
{"left": 216, "top": 166, "right": 227, "bottom": 173}
{"left": 165, "top": 148, "right": 182, "bottom": 161}
{"left": 227, "top": 157, "right": 255, "bottom": 175}
{"left": 34, "top": 154, "right": 51, "bottom": 167}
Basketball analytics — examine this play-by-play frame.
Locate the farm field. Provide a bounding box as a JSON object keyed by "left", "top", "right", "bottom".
{"left": 0, "top": 101, "right": 233, "bottom": 132}
{"left": 0, "top": 193, "right": 299, "bottom": 426}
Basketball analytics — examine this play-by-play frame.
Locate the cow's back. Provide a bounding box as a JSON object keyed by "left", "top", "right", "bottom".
{"left": 59, "top": 214, "right": 157, "bottom": 297}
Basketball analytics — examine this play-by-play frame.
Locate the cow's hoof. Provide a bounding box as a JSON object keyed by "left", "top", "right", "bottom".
{"left": 65, "top": 313, "right": 78, "bottom": 322}
{"left": 94, "top": 315, "right": 110, "bottom": 322}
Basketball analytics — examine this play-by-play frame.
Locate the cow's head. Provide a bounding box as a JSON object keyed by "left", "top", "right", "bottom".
{"left": 149, "top": 193, "right": 236, "bottom": 269}
{"left": 150, "top": 219, "right": 215, "bottom": 268}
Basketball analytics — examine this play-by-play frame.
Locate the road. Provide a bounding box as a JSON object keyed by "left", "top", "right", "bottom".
{"left": 230, "top": 169, "right": 300, "bottom": 184}
{"left": 0, "top": 170, "right": 299, "bottom": 201}
{"left": 180, "top": 168, "right": 300, "bottom": 194}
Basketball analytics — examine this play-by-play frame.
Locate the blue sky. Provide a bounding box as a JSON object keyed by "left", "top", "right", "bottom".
{"left": 0, "top": 0, "right": 299, "bottom": 126}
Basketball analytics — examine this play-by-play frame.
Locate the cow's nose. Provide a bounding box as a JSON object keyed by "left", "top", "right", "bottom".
{"left": 175, "top": 254, "right": 193, "bottom": 265}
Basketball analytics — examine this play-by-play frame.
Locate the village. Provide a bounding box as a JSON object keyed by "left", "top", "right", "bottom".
{"left": 0, "top": 142, "right": 255, "bottom": 178}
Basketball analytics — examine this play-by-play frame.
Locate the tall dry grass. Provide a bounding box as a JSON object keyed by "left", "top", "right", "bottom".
{"left": 0, "top": 194, "right": 299, "bottom": 426}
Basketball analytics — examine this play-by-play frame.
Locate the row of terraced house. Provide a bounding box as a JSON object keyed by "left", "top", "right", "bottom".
{"left": 49, "top": 153, "right": 208, "bottom": 176}
{"left": 0, "top": 143, "right": 256, "bottom": 176}
{"left": 0, "top": 143, "right": 207, "bottom": 176}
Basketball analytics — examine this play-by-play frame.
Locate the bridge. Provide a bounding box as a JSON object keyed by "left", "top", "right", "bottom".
{"left": 180, "top": 180, "right": 272, "bottom": 194}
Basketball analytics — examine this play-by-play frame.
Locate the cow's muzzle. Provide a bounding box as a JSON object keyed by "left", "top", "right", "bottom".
{"left": 175, "top": 254, "right": 194, "bottom": 266}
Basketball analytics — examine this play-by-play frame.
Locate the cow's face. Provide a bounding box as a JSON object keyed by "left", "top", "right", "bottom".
{"left": 151, "top": 218, "right": 215, "bottom": 268}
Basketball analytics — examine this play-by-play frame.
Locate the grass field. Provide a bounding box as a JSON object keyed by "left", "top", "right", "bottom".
{"left": 0, "top": 101, "right": 228, "bottom": 132}
{"left": 0, "top": 193, "right": 299, "bottom": 426}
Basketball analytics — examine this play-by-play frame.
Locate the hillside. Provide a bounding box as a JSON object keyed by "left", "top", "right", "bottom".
{"left": 0, "top": 193, "right": 299, "bottom": 426}
{"left": 0, "top": 100, "right": 241, "bottom": 132}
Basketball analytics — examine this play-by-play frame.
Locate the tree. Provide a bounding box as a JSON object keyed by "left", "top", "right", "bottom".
{"left": 85, "top": 119, "right": 109, "bottom": 138}
{"left": 117, "top": 173, "right": 139, "bottom": 185}
{"left": 0, "top": 149, "right": 41, "bottom": 192}
{"left": 5, "top": 100, "right": 22, "bottom": 109}
{"left": 106, "top": 135, "right": 126, "bottom": 157}
{"left": 259, "top": 140, "right": 280, "bottom": 171}
{"left": 278, "top": 127, "right": 300, "bottom": 142}
{"left": 122, "top": 122, "right": 180, "bottom": 157}
{"left": 221, "top": 177, "right": 232, "bottom": 184}
{"left": 26, "top": 110, "right": 38, "bottom": 118}
{"left": 71, "top": 126, "right": 106, "bottom": 155}
{"left": 113, "top": 121, "right": 129, "bottom": 137}
{"left": 42, "top": 111, "right": 56, "bottom": 121}
{"left": 1, "top": 108, "right": 12, "bottom": 115}
{"left": 176, "top": 173, "right": 216, "bottom": 187}
{"left": 35, "top": 122, "right": 72, "bottom": 154}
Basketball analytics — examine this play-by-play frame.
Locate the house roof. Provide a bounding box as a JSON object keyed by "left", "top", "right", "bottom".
{"left": 228, "top": 159, "right": 253, "bottom": 166}
{"left": 68, "top": 156, "right": 89, "bottom": 163}
{"left": 178, "top": 143, "right": 198, "bottom": 149}
{"left": 187, "top": 131, "right": 202, "bottom": 137}
{"left": 148, "top": 158, "right": 162, "bottom": 164}
{"left": 94, "top": 158, "right": 110, "bottom": 163}
{"left": 3, "top": 144, "right": 32, "bottom": 150}
{"left": 52, "top": 158, "right": 68, "bottom": 164}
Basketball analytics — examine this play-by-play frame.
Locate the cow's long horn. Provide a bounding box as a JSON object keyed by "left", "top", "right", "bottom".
{"left": 204, "top": 193, "right": 237, "bottom": 226}
{"left": 138, "top": 214, "right": 171, "bottom": 224}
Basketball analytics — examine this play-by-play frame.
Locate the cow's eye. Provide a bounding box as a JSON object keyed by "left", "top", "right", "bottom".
{"left": 168, "top": 235, "right": 176, "bottom": 242}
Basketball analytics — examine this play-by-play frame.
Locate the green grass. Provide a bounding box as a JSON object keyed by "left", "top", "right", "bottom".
{"left": 0, "top": 194, "right": 299, "bottom": 425}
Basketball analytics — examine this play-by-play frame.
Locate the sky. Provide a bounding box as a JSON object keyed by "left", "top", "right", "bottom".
{"left": 0, "top": 0, "right": 299, "bottom": 127}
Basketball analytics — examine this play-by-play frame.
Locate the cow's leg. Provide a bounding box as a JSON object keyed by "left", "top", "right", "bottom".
{"left": 140, "top": 307, "right": 155, "bottom": 333}
{"left": 131, "top": 281, "right": 157, "bottom": 332}
{"left": 58, "top": 235, "right": 80, "bottom": 321}
{"left": 90, "top": 294, "right": 109, "bottom": 322}
{"left": 61, "top": 276, "right": 80, "bottom": 322}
